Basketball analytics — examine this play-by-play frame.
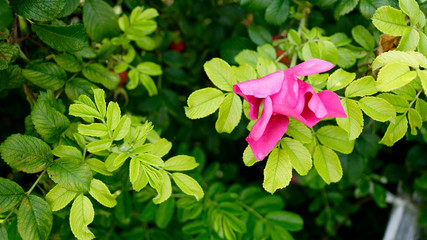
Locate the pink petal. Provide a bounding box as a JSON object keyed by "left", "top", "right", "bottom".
{"left": 287, "top": 59, "right": 334, "bottom": 77}
{"left": 233, "top": 70, "right": 284, "bottom": 98}
{"left": 247, "top": 114, "right": 289, "bottom": 161}
{"left": 318, "top": 90, "right": 347, "bottom": 118}
{"left": 249, "top": 97, "right": 273, "bottom": 141}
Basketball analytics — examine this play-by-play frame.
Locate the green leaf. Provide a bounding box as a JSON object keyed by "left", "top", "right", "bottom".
{"left": 82, "top": 63, "right": 120, "bottom": 90}
{"left": 129, "top": 158, "right": 148, "bottom": 191}
{"left": 0, "top": 177, "right": 24, "bottom": 213}
{"left": 153, "top": 170, "right": 172, "bottom": 204}
{"left": 69, "top": 103, "right": 102, "bottom": 120}
{"left": 52, "top": 145, "right": 82, "bottom": 160}
{"left": 136, "top": 62, "right": 162, "bottom": 76}
{"left": 257, "top": 56, "right": 277, "bottom": 77}
{"left": 337, "top": 47, "right": 357, "bottom": 69}
{"left": 396, "top": 28, "right": 419, "bottom": 51}
{"left": 106, "top": 101, "right": 121, "bottom": 131}
{"left": 45, "top": 185, "right": 77, "bottom": 212}
{"left": 379, "top": 114, "right": 408, "bottom": 146}
{"left": 139, "top": 73, "right": 158, "bottom": 96}
{"left": 336, "top": 98, "right": 363, "bottom": 140}
{"left": 86, "top": 139, "right": 112, "bottom": 153}
{"left": 417, "top": 69, "right": 427, "bottom": 96}
{"left": 65, "top": 78, "right": 98, "bottom": 101}
{"left": 88, "top": 179, "right": 117, "bottom": 208}
{"left": 248, "top": 25, "right": 272, "bottom": 45}
{"left": 266, "top": 211, "right": 303, "bottom": 232}
{"left": 313, "top": 145, "right": 342, "bottom": 184}
{"left": 155, "top": 197, "right": 175, "bottom": 228}
{"left": 358, "top": 96, "right": 396, "bottom": 122}
{"left": 327, "top": 68, "right": 356, "bottom": 91}
{"left": 372, "top": 50, "right": 427, "bottom": 71}
{"left": 32, "top": 24, "right": 88, "bottom": 52}
{"left": 86, "top": 158, "right": 112, "bottom": 176}
{"left": 415, "top": 98, "right": 427, "bottom": 121}
{"left": 303, "top": 42, "right": 320, "bottom": 61}
{"left": 257, "top": 44, "right": 277, "bottom": 61}
{"left": 334, "top": 0, "right": 358, "bottom": 19}
{"left": 172, "top": 173, "right": 204, "bottom": 201}
{"left": 0, "top": 0, "right": 12, "bottom": 28}
{"left": 345, "top": 76, "right": 378, "bottom": 97}
{"left": 235, "top": 50, "right": 259, "bottom": 68}
{"left": 53, "top": 54, "right": 82, "bottom": 72}
{"left": 0, "top": 42, "right": 18, "bottom": 70}
{"left": 265, "top": 0, "right": 289, "bottom": 25}
{"left": 319, "top": 40, "right": 339, "bottom": 64}
{"left": 376, "top": 63, "right": 417, "bottom": 92}
{"left": 0, "top": 225, "right": 7, "bottom": 240}
{"left": 286, "top": 118, "right": 312, "bottom": 143}
{"left": 408, "top": 108, "right": 422, "bottom": 135}
{"left": 419, "top": 32, "right": 427, "bottom": 58}
{"left": 377, "top": 93, "right": 409, "bottom": 113}
{"left": 263, "top": 148, "right": 292, "bottom": 194}
{"left": 316, "top": 126, "right": 355, "bottom": 154}
{"left": 351, "top": 25, "right": 375, "bottom": 50}
{"left": 105, "top": 152, "right": 129, "bottom": 172}
{"left": 164, "top": 155, "right": 199, "bottom": 171}
{"left": 83, "top": 0, "right": 120, "bottom": 42}
{"left": 233, "top": 64, "right": 257, "bottom": 83}
{"left": 270, "top": 225, "right": 294, "bottom": 240}
{"left": 92, "top": 88, "right": 106, "bottom": 118}
{"left": 48, "top": 157, "right": 93, "bottom": 192}
{"left": 18, "top": 195, "right": 52, "bottom": 240}
{"left": 280, "top": 138, "right": 312, "bottom": 176}
{"left": 78, "top": 123, "right": 108, "bottom": 137}
{"left": 31, "top": 98, "right": 70, "bottom": 144}
{"left": 57, "top": 0, "right": 80, "bottom": 18}
{"left": 243, "top": 145, "right": 257, "bottom": 167}
{"left": 11, "top": 0, "right": 66, "bottom": 21}
{"left": 150, "top": 138, "right": 172, "bottom": 157}
{"left": 215, "top": 93, "right": 242, "bottom": 133}
{"left": 70, "top": 194, "right": 95, "bottom": 240}
{"left": 6, "top": 65, "right": 26, "bottom": 89}
{"left": 372, "top": 6, "right": 409, "bottom": 36}
{"left": 399, "top": 0, "right": 420, "bottom": 26}
{"left": 185, "top": 88, "right": 225, "bottom": 119}
{"left": 112, "top": 115, "right": 131, "bottom": 140}
{"left": 22, "top": 62, "right": 66, "bottom": 91}
{"left": 204, "top": 58, "right": 236, "bottom": 92}
{"left": 0, "top": 134, "right": 52, "bottom": 173}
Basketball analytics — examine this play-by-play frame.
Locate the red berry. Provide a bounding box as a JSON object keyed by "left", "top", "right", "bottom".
{"left": 169, "top": 41, "right": 185, "bottom": 52}
{"left": 118, "top": 71, "right": 128, "bottom": 87}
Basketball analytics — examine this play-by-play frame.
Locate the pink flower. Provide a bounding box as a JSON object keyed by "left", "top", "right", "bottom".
{"left": 233, "top": 59, "right": 347, "bottom": 161}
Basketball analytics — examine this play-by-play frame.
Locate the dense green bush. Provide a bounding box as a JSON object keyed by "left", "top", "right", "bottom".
{"left": 1, "top": 0, "right": 427, "bottom": 239}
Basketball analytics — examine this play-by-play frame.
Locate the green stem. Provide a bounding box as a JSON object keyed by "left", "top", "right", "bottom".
{"left": 237, "top": 200, "right": 266, "bottom": 222}
{"left": 406, "top": 90, "right": 422, "bottom": 114}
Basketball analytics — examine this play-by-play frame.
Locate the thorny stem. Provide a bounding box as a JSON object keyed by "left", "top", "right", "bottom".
{"left": 1, "top": 169, "right": 47, "bottom": 225}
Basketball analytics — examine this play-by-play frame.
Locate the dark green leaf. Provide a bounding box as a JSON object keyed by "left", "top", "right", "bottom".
{"left": 265, "top": 0, "right": 289, "bottom": 25}
{"left": 57, "top": 0, "right": 79, "bottom": 18}
{"left": 155, "top": 197, "right": 175, "bottom": 228}
{"left": 65, "top": 78, "right": 99, "bottom": 101}
{"left": 248, "top": 25, "right": 272, "bottom": 45}
{"left": 334, "top": 0, "right": 358, "bottom": 19}
{"left": 0, "top": 225, "right": 7, "bottom": 240}
{"left": 82, "top": 63, "right": 120, "bottom": 90}
{"left": 373, "top": 184, "right": 387, "bottom": 207}
{"left": 351, "top": 25, "right": 375, "bottom": 50}
{"left": 115, "top": 191, "right": 132, "bottom": 225}
{"left": 266, "top": 211, "right": 303, "bottom": 231}
{"left": 53, "top": 54, "right": 82, "bottom": 72}
{"left": 47, "top": 158, "right": 93, "bottom": 192}
{"left": 0, "top": 0, "right": 12, "bottom": 28}
{"left": 6, "top": 65, "right": 26, "bottom": 89}
{"left": 31, "top": 95, "right": 70, "bottom": 143}
{"left": 11, "top": 0, "right": 66, "bottom": 21}
{"left": 22, "top": 62, "right": 66, "bottom": 91}
{"left": 252, "top": 195, "right": 284, "bottom": 214}
{"left": 0, "top": 134, "right": 52, "bottom": 173}
{"left": 83, "top": 0, "right": 121, "bottom": 42}
{"left": 0, "top": 42, "right": 18, "bottom": 70}
{"left": 0, "top": 177, "right": 24, "bottom": 213}
{"left": 17, "top": 195, "right": 53, "bottom": 240}
{"left": 32, "top": 23, "right": 88, "bottom": 52}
